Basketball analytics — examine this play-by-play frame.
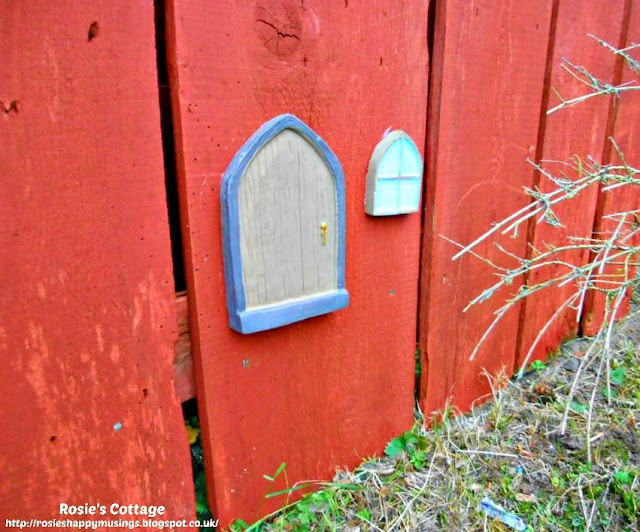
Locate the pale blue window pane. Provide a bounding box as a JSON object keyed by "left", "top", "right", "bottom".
{"left": 376, "top": 140, "right": 403, "bottom": 177}
{"left": 398, "top": 178, "right": 421, "bottom": 212}
{"left": 397, "top": 139, "right": 422, "bottom": 176}
{"left": 374, "top": 179, "right": 399, "bottom": 214}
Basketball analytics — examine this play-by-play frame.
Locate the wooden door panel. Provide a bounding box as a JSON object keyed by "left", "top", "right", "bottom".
{"left": 418, "top": 0, "right": 554, "bottom": 413}
{"left": 166, "top": 0, "right": 429, "bottom": 525}
{"left": 239, "top": 129, "right": 338, "bottom": 307}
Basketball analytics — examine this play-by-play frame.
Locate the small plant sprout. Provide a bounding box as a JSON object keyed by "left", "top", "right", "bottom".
{"left": 530, "top": 360, "right": 547, "bottom": 372}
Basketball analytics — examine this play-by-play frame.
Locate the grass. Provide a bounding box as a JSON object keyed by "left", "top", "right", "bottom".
{"left": 224, "top": 314, "right": 639, "bottom": 531}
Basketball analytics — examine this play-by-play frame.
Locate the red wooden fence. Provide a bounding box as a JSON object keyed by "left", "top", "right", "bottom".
{"left": 419, "top": 0, "right": 638, "bottom": 416}
{"left": 0, "top": 1, "right": 196, "bottom": 528}
{"left": 583, "top": 0, "right": 640, "bottom": 334}
{"left": 516, "top": 0, "right": 627, "bottom": 366}
{"left": 2, "top": 0, "right": 639, "bottom": 529}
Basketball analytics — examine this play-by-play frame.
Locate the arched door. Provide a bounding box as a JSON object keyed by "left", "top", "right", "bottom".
{"left": 221, "top": 114, "right": 348, "bottom": 333}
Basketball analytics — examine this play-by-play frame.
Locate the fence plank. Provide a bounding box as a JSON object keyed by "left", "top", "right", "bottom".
{"left": 0, "top": 1, "right": 195, "bottom": 526}
{"left": 582, "top": 0, "right": 640, "bottom": 336}
{"left": 516, "top": 0, "right": 627, "bottom": 367}
{"left": 419, "top": 0, "right": 553, "bottom": 415}
{"left": 165, "top": 0, "right": 429, "bottom": 525}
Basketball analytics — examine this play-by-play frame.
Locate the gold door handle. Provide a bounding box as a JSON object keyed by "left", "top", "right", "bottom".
{"left": 320, "top": 222, "right": 328, "bottom": 245}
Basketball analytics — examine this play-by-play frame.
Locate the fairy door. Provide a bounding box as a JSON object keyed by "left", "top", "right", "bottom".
{"left": 221, "top": 114, "right": 348, "bottom": 334}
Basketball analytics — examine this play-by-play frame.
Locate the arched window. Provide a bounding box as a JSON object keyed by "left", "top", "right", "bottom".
{"left": 221, "top": 114, "right": 349, "bottom": 334}
{"left": 365, "top": 131, "right": 423, "bottom": 216}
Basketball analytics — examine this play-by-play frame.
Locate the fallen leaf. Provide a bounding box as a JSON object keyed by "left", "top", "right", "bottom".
{"left": 186, "top": 425, "right": 200, "bottom": 444}
{"left": 515, "top": 493, "right": 537, "bottom": 503}
{"left": 517, "top": 444, "right": 533, "bottom": 457}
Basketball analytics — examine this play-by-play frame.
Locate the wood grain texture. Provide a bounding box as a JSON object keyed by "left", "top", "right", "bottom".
{"left": 238, "top": 129, "right": 338, "bottom": 308}
{"left": 0, "top": 2, "right": 196, "bottom": 526}
{"left": 516, "top": 0, "right": 627, "bottom": 366}
{"left": 165, "top": 0, "right": 429, "bottom": 525}
{"left": 174, "top": 335, "right": 195, "bottom": 403}
{"left": 583, "top": 0, "right": 640, "bottom": 335}
{"left": 176, "top": 291, "right": 190, "bottom": 336}
{"left": 174, "top": 293, "right": 195, "bottom": 402}
{"left": 419, "top": 0, "right": 554, "bottom": 415}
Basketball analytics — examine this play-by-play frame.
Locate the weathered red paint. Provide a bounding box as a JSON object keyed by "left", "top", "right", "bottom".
{"left": 0, "top": 2, "right": 196, "bottom": 528}
{"left": 165, "top": 0, "right": 429, "bottom": 525}
{"left": 583, "top": 0, "right": 640, "bottom": 336}
{"left": 419, "top": 0, "right": 554, "bottom": 415}
{"left": 517, "top": 0, "right": 627, "bottom": 367}
{"left": 4, "top": 2, "right": 636, "bottom": 529}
